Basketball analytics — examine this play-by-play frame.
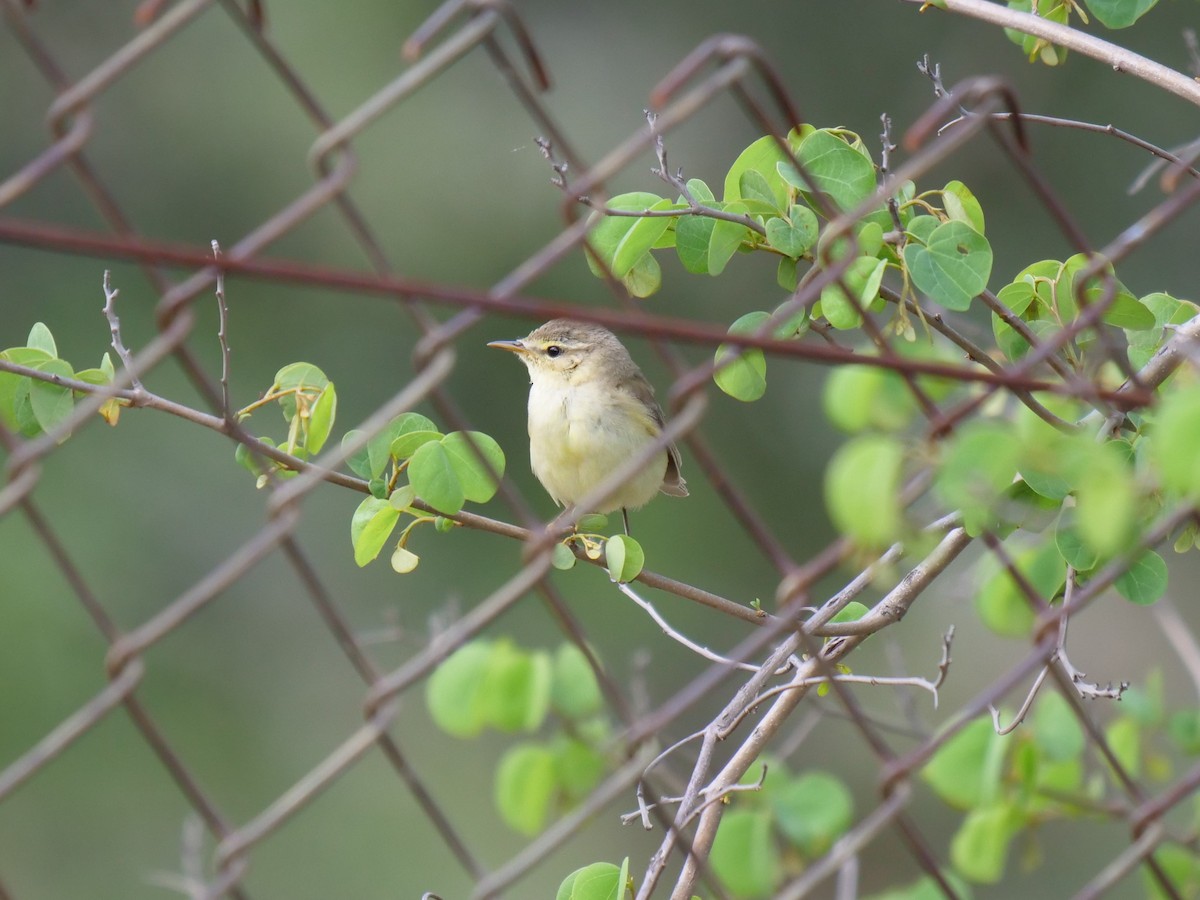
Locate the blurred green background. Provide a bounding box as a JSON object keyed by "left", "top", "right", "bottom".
{"left": 2, "top": 1, "right": 1199, "bottom": 897}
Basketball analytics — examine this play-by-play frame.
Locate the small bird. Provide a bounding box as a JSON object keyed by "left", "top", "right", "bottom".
{"left": 488, "top": 319, "right": 688, "bottom": 532}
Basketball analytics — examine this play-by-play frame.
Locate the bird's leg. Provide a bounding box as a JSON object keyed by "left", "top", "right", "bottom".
{"left": 621, "top": 507, "right": 632, "bottom": 536}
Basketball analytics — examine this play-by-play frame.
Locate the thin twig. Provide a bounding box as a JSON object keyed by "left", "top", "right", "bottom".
{"left": 102, "top": 270, "right": 144, "bottom": 392}
{"left": 211, "top": 240, "right": 233, "bottom": 423}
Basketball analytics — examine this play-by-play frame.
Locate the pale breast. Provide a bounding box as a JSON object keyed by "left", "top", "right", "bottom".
{"left": 526, "top": 380, "right": 666, "bottom": 512}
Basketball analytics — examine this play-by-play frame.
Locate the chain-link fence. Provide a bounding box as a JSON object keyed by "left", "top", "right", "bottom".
{"left": 3, "top": 1, "right": 1200, "bottom": 898}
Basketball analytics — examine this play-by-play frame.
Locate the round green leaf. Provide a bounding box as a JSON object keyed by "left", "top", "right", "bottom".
{"left": 495, "top": 742, "right": 557, "bottom": 835}
{"left": 425, "top": 641, "right": 493, "bottom": 737}
{"left": 923, "top": 718, "right": 1007, "bottom": 809}
{"left": 765, "top": 205, "right": 819, "bottom": 258}
{"left": 934, "top": 421, "right": 1021, "bottom": 536}
{"left": 441, "top": 431, "right": 505, "bottom": 503}
{"left": 769, "top": 771, "right": 853, "bottom": 855}
{"left": 782, "top": 129, "right": 877, "bottom": 213}
{"left": 714, "top": 311, "right": 769, "bottom": 402}
{"left": 723, "top": 134, "right": 790, "bottom": 209}
{"left": 975, "top": 542, "right": 1062, "bottom": 638}
{"left": 1115, "top": 550, "right": 1168, "bottom": 605}
{"left": 1151, "top": 388, "right": 1200, "bottom": 498}
{"left": 1085, "top": 0, "right": 1158, "bottom": 29}
{"left": 551, "top": 543, "right": 577, "bottom": 570}
{"left": 481, "top": 641, "right": 552, "bottom": 733}
{"left": 584, "top": 192, "right": 673, "bottom": 279}
{"left": 552, "top": 736, "right": 607, "bottom": 802}
{"left": 903, "top": 220, "right": 992, "bottom": 311}
{"left": 709, "top": 809, "right": 781, "bottom": 898}
{"left": 605, "top": 534, "right": 644, "bottom": 583}
{"left": 621, "top": 250, "right": 662, "bottom": 298}
{"left": 551, "top": 643, "right": 603, "bottom": 719}
{"left": 824, "top": 434, "right": 905, "bottom": 547}
{"left": 824, "top": 364, "right": 916, "bottom": 433}
{"left": 1031, "top": 691, "right": 1084, "bottom": 761}
{"left": 409, "top": 440, "right": 466, "bottom": 514}
{"left": 556, "top": 861, "right": 623, "bottom": 900}
{"left": 675, "top": 208, "right": 750, "bottom": 277}
{"left": 29, "top": 358, "right": 75, "bottom": 435}
{"left": 819, "top": 256, "right": 887, "bottom": 330}
{"left": 950, "top": 803, "right": 1020, "bottom": 884}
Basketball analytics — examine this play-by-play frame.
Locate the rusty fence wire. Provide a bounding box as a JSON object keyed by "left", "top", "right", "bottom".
{"left": 3, "top": 1, "right": 1200, "bottom": 898}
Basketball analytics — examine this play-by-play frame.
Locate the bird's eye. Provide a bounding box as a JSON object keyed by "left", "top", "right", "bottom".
{"left": 546, "top": 345, "right": 562, "bottom": 358}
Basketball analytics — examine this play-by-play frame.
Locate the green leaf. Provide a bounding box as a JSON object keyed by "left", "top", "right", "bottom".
{"left": 903, "top": 220, "right": 992, "bottom": 311}
{"left": 350, "top": 496, "right": 401, "bottom": 567}
{"left": 824, "top": 434, "right": 905, "bottom": 547}
{"left": 934, "top": 421, "right": 1022, "bottom": 536}
{"left": 482, "top": 642, "right": 552, "bottom": 733}
{"left": 942, "top": 181, "right": 985, "bottom": 234}
{"left": 585, "top": 192, "right": 675, "bottom": 279}
{"left": 28, "top": 358, "right": 75, "bottom": 435}
{"left": 829, "top": 601, "right": 870, "bottom": 624}
{"left": 551, "top": 543, "right": 577, "bottom": 570}
{"left": 551, "top": 643, "right": 603, "bottom": 719}
{"left": 714, "top": 311, "right": 769, "bottom": 402}
{"left": 556, "top": 861, "right": 624, "bottom": 900}
{"left": 441, "top": 431, "right": 505, "bottom": 503}
{"left": 724, "top": 134, "right": 791, "bottom": 210}
{"left": 341, "top": 430, "right": 372, "bottom": 479}
{"left": 1115, "top": 550, "right": 1167, "bottom": 605}
{"left": 1106, "top": 716, "right": 1141, "bottom": 777}
{"left": 1128, "top": 293, "right": 1199, "bottom": 370}
{"left": 975, "top": 541, "right": 1063, "bottom": 637}
{"left": 621, "top": 251, "right": 662, "bottom": 298}
{"left": 409, "top": 440, "right": 466, "bottom": 514}
{"left": 770, "top": 771, "right": 853, "bottom": 856}
{"left": 1168, "top": 711, "right": 1200, "bottom": 754}
{"left": 950, "top": 803, "right": 1020, "bottom": 884}
{"left": 1144, "top": 843, "right": 1200, "bottom": 900}
{"left": 1151, "top": 388, "right": 1200, "bottom": 498}
{"left": 709, "top": 809, "right": 781, "bottom": 898}
{"left": 1084, "top": 0, "right": 1158, "bottom": 29}
{"left": 1054, "top": 524, "right": 1098, "bottom": 572}
{"left": 553, "top": 735, "right": 607, "bottom": 802}
{"left": 819, "top": 256, "right": 887, "bottom": 330}
{"left": 1074, "top": 440, "right": 1135, "bottom": 557}
{"left": 26, "top": 322, "right": 57, "bottom": 356}
{"left": 1031, "top": 691, "right": 1084, "bottom": 761}
{"left": 738, "top": 169, "right": 781, "bottom": 211}
{"left": 782, "top": 129, "right": 877, "bottom": 214}
{"left": 685, "top": 178, "right": 715, "bottom": 203}
{"left": 305, "top": 383, "right": 337, "bottom": 454}
{"left": 823, "top": 364, "right": 915, "bottom": 433}
{"left": 425, "top": 641, "right": 493, "bottom": 737}
{"left": 765, "top": 205, "right": 819, "bottom": 258}
{"left": 495, "top": 742, "right": 557, "bottom": 835}
{"left": 605, "top": 534, "right": 644, "bottom": 583}
{"left": 674, "top": 206, "right": 750, "bottom": 276}
{"left": 923, "top": 718, "right": 1008, "bottom": 809}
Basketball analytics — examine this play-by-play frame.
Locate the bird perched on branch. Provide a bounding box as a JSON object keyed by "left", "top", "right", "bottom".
{"left": 488, "top": 319, "right": 688, "bottom": 532}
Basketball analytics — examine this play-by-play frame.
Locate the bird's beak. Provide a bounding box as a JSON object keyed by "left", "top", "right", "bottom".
{"left": 487, "top": 338, "right": 529, "bottom": 355}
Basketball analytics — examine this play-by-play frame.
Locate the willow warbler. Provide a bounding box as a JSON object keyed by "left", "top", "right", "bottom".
{"left": 488, "top": 319, "right": 687, "bottom": 529}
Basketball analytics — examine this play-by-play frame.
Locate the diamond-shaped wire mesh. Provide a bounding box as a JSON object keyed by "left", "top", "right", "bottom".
{"left": 3, "top": 2, "right": 1200, "bottom": 898}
